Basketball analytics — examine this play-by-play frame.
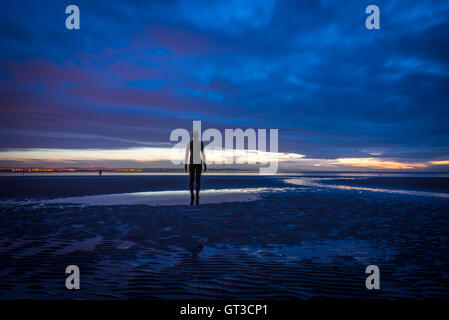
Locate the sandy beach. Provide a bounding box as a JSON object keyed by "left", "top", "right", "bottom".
{"left": 1, "top": 174, "right": 448, "bottom": 299}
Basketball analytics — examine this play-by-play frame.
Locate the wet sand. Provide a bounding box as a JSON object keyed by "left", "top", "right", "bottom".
{"left": 0, "top": 175, "right": 449, "bottom": 299}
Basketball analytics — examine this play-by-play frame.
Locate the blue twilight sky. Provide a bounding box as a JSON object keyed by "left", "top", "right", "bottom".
{"left": 0, "top": 0, "right": 448, "bottom": 170}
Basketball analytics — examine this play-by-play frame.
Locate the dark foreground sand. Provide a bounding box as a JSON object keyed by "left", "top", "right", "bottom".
{"left": 0, "top": 176, "right": 449, "bottom": 299}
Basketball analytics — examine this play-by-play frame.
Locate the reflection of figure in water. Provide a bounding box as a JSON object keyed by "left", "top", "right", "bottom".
{"left": 185, "top": 131, "right": 207, "bottom": 205}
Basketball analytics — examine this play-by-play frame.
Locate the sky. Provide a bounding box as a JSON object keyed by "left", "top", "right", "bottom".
{"left": 0, "top": 0, "right": 448, "bottom": 171}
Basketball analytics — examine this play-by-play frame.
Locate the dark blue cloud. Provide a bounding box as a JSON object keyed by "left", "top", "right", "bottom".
{"left": 0, "top": 0, "right": 448, "bottom": 166}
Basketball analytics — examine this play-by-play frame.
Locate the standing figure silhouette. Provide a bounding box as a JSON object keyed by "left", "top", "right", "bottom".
{"left": 185, "top": 131, "right": 207, "bottom": 205}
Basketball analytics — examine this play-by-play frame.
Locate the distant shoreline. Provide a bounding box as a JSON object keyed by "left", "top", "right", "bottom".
{"left": 1, "top": 168, "right": 449, "bottom": 174}
{"left": 1, "top": 171, "right": 449, "bottom": 178}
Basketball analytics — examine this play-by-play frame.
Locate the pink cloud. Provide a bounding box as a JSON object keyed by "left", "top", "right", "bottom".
{"left": 2, "top": 59, "right": 90, "bottom": 85}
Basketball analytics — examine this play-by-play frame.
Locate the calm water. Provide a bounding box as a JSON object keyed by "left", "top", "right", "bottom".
{"left": 2, "top": 173, "right": 449, "bottom": 202}
{"left": 1, "top": 174, "right": 448, "bottom": 299}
